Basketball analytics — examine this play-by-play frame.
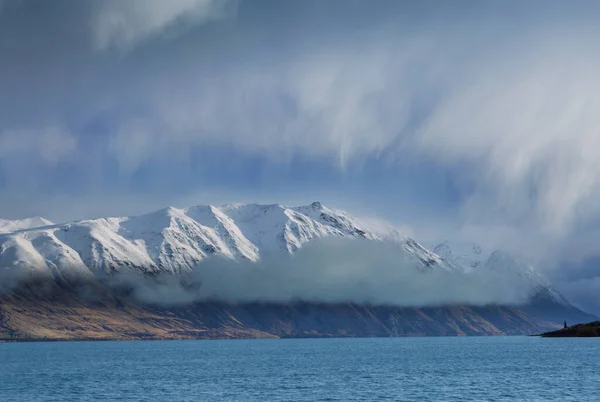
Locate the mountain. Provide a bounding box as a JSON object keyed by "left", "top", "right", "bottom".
{"left": 427, "top": 240, "right": 568, "bottom": 305}
{"left": 0, "top": 217, "right": 53, "bottom": 234}
{"left": 0, "top": 203, "right": 595, "bottom": 340}
{"left": 0, "top": 295, "right": 580, "bottom": 341}
{"left": 0, "top": 202, "right": 450, "bottom": 278}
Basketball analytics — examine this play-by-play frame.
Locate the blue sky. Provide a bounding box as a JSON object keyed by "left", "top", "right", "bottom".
{"left": 2, "top": 0, "right": 600, "bottom": 309}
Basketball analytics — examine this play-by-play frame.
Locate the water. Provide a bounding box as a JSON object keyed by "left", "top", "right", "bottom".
{"left": 1, "top": 337, "right": 598, "bottom": 401}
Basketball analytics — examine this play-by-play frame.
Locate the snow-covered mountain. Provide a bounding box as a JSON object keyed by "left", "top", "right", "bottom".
{"left": 0, "top": 217, "right": 53, "bottom": 234}
{"left": 0, "top": 204, "right": 574, "bottom": 308}
{"left": 0, "top": 202, "right": 448, "bottom": 277}
{"left": 427, "top": 240, "right": 568, "bottom": 305}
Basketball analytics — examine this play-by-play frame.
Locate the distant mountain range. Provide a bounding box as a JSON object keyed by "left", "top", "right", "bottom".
{"left": 426, "top": 240, "right": 570, "bottom": 305}
{"left": 0, "top": 202, "right": 595, "bottom": 340}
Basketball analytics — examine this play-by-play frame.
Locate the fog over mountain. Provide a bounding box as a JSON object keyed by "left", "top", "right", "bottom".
{"left": 0, "top": 202, "right": 561, "bottom": 309}
{"left": 109, "top": 240, "right": 532, "bottom": 307}
{"left": 1, "top": 0, "right": 600, "bottom": 315}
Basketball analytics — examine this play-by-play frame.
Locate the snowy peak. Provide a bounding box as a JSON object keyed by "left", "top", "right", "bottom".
{"left": 215, "top": 202, "right": 383, "bottom": 253}
{"left": 293, "top": 202, "right": 373, "bottom": 240}
{"left": 430, "top": 240, "right": 488, "bottom": 273}
{"left": 427, "top": 240, "right": 568, "bottom": 305}
{"left": 0, "top": 217, "right": 54, "bottom": 234}
{"left": 183, "top": 204, "right": 260, "bottom": 261}
{"left": 1, "top": 202, "right": 432, "bottom": 277}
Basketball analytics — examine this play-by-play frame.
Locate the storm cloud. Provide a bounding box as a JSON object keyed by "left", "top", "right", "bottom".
{"left": 1, "top": 0, "right": 600, "bottom": 312}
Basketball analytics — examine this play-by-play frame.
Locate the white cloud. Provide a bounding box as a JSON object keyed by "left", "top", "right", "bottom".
{"left": 111, "top": 238, "right": 532, "bottom": 307}
{"left": 113, "top": 36, "right": 431, "bottom": 168}
{"left": 91, "top": 0, "right": 236, "bottom": 51}
{"left": 98, "top": 24, "right": 600, "bottom": 241}
{"left": 107, "top": 118, "right": 160, "bottom": 173}
{"left": 0, "top": 127, "right": 77, "bottom": 166}
{"left": 417, "top": 42, "right": 600, "bottom": 236}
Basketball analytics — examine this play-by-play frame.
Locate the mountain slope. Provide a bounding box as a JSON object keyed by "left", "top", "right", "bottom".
{"left": 428, "top": 240, "right": 568, "bottom": 305}
{"left": 1, "top": 284, "right": 593, "bottom": 340}
{"left": 0, "top": 202, "right": 451, "bottom": 277}
{"left": 0, "top": 217, "right": 53, "bottom": 234}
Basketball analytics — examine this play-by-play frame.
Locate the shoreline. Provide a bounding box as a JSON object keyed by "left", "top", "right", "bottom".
{"left": 1, "top": 333, "right": 543, "bottom": 343}
{"left": 539, "top": 321, "right": 600, "bottom": 337}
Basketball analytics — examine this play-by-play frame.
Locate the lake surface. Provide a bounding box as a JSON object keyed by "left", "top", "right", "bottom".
{"left": 1, "top": 336, "right": 598, "bottom": 401}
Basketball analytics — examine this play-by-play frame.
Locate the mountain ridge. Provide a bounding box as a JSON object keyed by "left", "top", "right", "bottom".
{"left": 0, "top": 217, "right": 54, "bottom": 234}
{"left": 0, "top": 203, "right": 578, "bottom": 307}
{"left": 1, "top": 202, "right": 595, "bottom": 340}
{"left": 0, "top": 201, "right": 450, "bottom": 277}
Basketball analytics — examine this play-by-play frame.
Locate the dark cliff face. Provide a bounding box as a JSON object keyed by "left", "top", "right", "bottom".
{"left": 0, "top": 281, "right": 595, "bottom": 340}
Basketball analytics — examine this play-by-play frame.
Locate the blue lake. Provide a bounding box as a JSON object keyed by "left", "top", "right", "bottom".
{"left": 1, "top": 336, "right": 598, "bottom": 401}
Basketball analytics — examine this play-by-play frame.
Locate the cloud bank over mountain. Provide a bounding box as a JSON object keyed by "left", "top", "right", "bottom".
{"left": 116, "top": 239, "right": 532, "bottom": 307}
{"left": 0, "top": 237, "right": 532, "bottom": 308}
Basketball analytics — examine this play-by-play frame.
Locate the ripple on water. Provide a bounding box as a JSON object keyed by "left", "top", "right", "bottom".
{"left": 1, "top": 337, "right": 599, "bottom": 401}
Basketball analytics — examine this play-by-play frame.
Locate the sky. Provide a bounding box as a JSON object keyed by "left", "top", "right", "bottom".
{"left": 2, "top": 0, "right": 600, "bottom": 311}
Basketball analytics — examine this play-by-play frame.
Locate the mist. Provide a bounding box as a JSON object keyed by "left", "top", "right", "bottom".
{"left": 104, "top": 238, "right": 532, "bottom": 307}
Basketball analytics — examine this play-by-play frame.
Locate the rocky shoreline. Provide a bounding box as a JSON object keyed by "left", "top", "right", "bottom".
{"left": 540, "top": 321, "right": 600, "bottom": 337}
